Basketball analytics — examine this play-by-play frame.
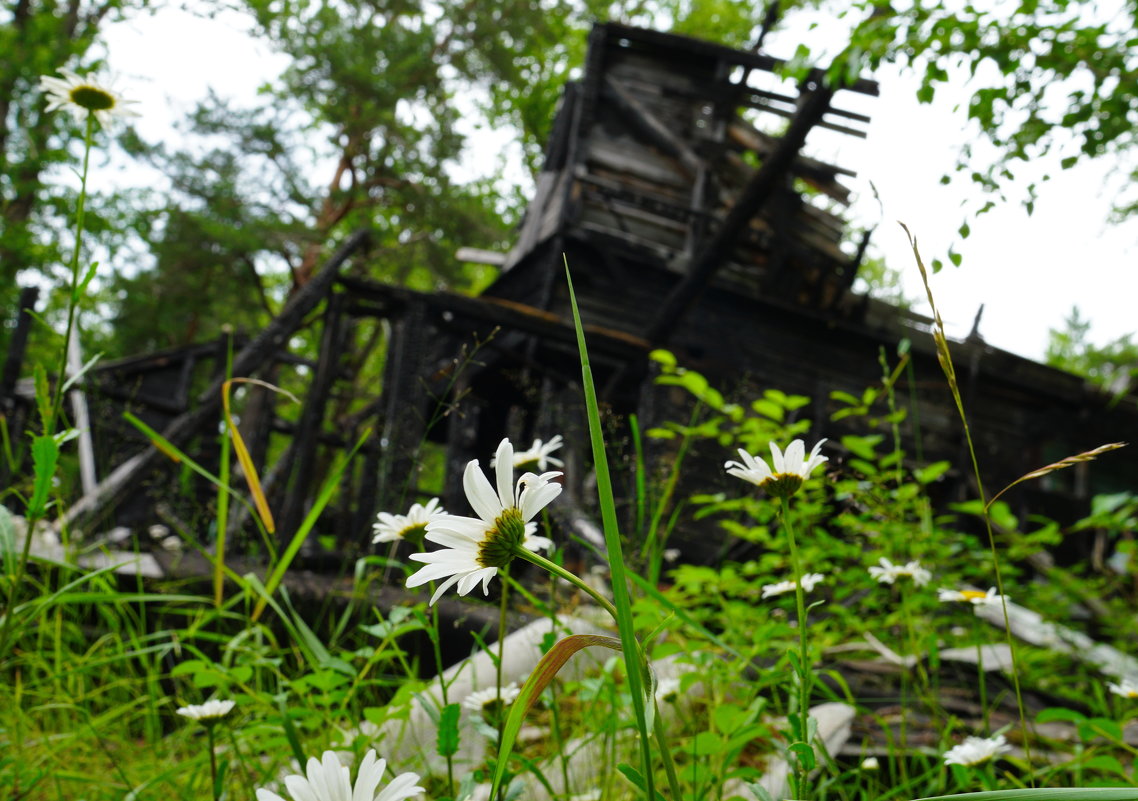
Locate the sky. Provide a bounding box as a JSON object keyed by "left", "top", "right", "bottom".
{"left": 97, "top": 7, "right": 1138, "bottom": 364}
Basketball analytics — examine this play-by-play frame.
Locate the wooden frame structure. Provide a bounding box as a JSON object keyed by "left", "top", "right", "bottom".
{"left": 4, "top": 24, "right": 1134, "bottom": 573}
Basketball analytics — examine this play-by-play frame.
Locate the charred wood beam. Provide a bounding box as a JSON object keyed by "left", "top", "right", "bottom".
{"left": 376, "top": 299, "right": 431, "bottom": 511}
{"left": 336, "top": 275, "right": 648, "bottom": 363}
{"left": 277, "top": 290, "right": 348, "bottom": 542}
{"left": 602, "top": 76, "right": 704, "bottom": 177}
{"left": 642, "top": 85, "right": 835, "bottom": 347}
{"left": 58, "top": 230, "right": 370, "bottom": 533}
{"left": 1, "top": 286, "right": 38, "bottom": 409}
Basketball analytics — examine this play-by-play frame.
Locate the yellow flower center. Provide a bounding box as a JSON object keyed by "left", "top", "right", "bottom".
{"left": 70, "top": 85, "right": 115, "bottom": 111}
{"left": 762, "top": 473, "right": 803, "bottom": 499}
{"left": 398, "top": 523, "right": 427, "bottom": 543}
{"left": 477, "top": 507, "right": 526, "bottom": 568}
{"left": 960, "top": 590, "right": 988, "bottom": 601}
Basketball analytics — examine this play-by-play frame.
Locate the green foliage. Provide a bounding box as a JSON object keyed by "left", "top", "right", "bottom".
{"left": 1046, "top": 306, "right": 1138, "bottom": 395}
{"left": 813, "top": 0, "right": 1138, "bottom": 219}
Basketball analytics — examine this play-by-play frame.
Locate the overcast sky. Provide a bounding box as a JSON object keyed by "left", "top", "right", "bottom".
{"left": 98, "top": 7, "right": 1138, "bottom": 364}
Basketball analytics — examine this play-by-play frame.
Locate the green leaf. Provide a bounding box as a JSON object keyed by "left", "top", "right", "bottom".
{"left": 1083, "top": 755, "right": 1126, "bottom": 775}
{"left": 1035, "top": 707, "right": 1086, "bottom": 724}
{"left": 788, "top": 741, "right": 816, "bottom": 770}
{"left": 437, "top": 703, "right": 461, "bottom": 758}
{"left": 915, "top": 461, "right": 952, "bottom": 484}
{"left": 752, "top": 398, "right": 784, "bottom": 421}
{"left": 617, "top": 763, "right": 667, "bottom": 801}
{"left": 491, "top": 634, "right": 623, "bottom": 799}
{"left": 34, "top": 365, "right": 51, "bottom": 433}
{"left": 693, "top": 730, "right": 724, "bottom": 755}
{"left": 1079, "top": 717, "right": 1123, "bottom": 742}
{"left": 649, "top": 349, "right": 676, "bottom": 368}
{"left": 713, "top": 703, "right": 745, "bottom": 735}
{"left": 916, "top": 790, "right": 1138, "bottom": 801}
{"left": 562, "top": 263, "right": 661, "bottom": 799}
{"left": 28, "top": 435, "right": 60, "bottom": 519}
{"left": 841, "top": 434, "right": 882, "bottom": 460}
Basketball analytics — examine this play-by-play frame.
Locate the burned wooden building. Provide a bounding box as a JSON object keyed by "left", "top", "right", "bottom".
{"left": 7, "top": 24, "right": 1135, "bottom": 569}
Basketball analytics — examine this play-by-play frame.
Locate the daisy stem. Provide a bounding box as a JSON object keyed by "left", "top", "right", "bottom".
{"left": 207, "top": 725, "right": 220, "bottom": 801}
{"left": 50, "top": 112, "right": 95, "bottom": 435}
{"left": 780, "top": 496, "right": 812, "bottom": 801}
{"left": 514, "top": 549, "right": 619, "bottom": 623}
{"left": 496, "top": 562, "right": 510, "bottom": 792}
{"left": 975, "top": 621, "right": 989, "bottom": 734}
{"left": 428, "top": 593, "right": 456, "bottom": 798}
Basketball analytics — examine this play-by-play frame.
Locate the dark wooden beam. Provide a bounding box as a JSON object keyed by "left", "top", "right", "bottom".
{"left": 0, "top": 286, "right": 38, "bottom": 409}
{"left": 603, "top": 76, "right": 704, "bottom": 177}
{"left": 642, "top": 85, "right": 834, "bottom": 346}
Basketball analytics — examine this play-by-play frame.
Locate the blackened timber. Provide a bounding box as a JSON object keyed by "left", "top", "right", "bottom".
{"left": 0, "top": 286, "right": 38, "bottom": 408}
{"left": 277, "top": 290, "right": 348, "bottom": 542}
{"left": 59, "top": 230, "right": 371, "bottom": 531}
{"left": 376, "top": 299, "right": 431, "bottom": 512}
{"left": 603, "top": 76, "right": 704, "bottom": 177}
{"left": 336, "top": 275, "right": 648, "bottom": 362}
{"left": 643, "top": 86, "right": 834, "bottom": 346}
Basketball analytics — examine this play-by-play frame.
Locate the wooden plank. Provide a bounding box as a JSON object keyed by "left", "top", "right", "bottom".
{"left": 603, "top": 76, "right": 705, "bottom": 177}
{"left": 643, "top": 86, "right": 835, "bottom": 345}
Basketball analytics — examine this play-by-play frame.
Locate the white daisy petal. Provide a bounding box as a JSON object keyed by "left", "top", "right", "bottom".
{"left": 494, "top": 438, "right": 515, "bottom": 509}
{"left": 258, "top": 749, "right": 422, "bottom": 801}
{"left": 464, "top": 459, "right": 501, "bottom": 524}
{"left": 727, "top": 439, "right": 827, "bottom": 498}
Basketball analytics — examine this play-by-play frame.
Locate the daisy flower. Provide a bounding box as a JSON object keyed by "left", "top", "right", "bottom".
{"left": 463, "top": 682, "right": 522, "bottom": 715}
{"left": 761, "top": 572, "right": 825, "bottom": 598}
{"left": 176, "top": 699, "right": 235, "bottom": 724}
{"left": 1107, "top": 678, "right": 1138, "bottom": 699}
{"left": 943, "top": 734, "right": 1012, "bottom": 766}
{"left": 406, "top": 438, "right": 562, "bottom": 604}
{"left": 868, "top": 557, "right": 932, "bottom": 586}
{"left": 938, "top": 587, "right": 1007, "bottom": 606}
{"left": 40, "top": 68, "right": 139, "bottom": 127}
{"left": 725, "top": 439, "right": 827, "bottom": 499}
{"left": 493, "top": 434, "right": 564, "bottom": 472}
{"left": 255, "top": 749, "right": 423, "bottom": 801}
{"left": 373, "top": 498, "right": 445, "bottom": 544}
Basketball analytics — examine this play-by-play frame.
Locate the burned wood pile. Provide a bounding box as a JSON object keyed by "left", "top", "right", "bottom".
{"left": 2, "top": 24, "right": 1135, "bottom": 572}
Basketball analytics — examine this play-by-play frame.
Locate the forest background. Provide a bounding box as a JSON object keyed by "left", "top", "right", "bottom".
{"left": 2, "top": 0, "right": 1138, "bottom": 390}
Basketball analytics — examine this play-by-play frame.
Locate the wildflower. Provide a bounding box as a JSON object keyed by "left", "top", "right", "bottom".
{"left": 761, "top": 572, "right": 825, "bottom": 598}
{"left": 942, "top": 734, "right": 1012, "bottom": 766}
{"left": 255, "top": 749, "right": 423, "bottom": 801}
{"left": 40, "top": 68, "right": 139, "bottom": 127}
{"left": 176, "top": 699, "right": 235, "bottom": 724}
{"left": 725, "top": 439, "right": 827, "bottom": 499}
{"left": 938, "top": 587, "right": 1007, "bottom": 606}
{"left": 373, "top": 498, "right": 445, "bottom": 544}
{"left": 493, "top": 434, "right": 564, "bottom": 472}
{"left": 1108, "top": 678, "right": 1138, "bottom": 699}
{"left": 860, "top": 756, "right": 880, "bottom": 770}
{"left": 463, "top": 682, "right": 521, "bottom": 715}
{"left": 406, "top": 438, "right": 562, "bottom": 604}
{"left": 868, "top": 557, "right": 932, "bottom": 586}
